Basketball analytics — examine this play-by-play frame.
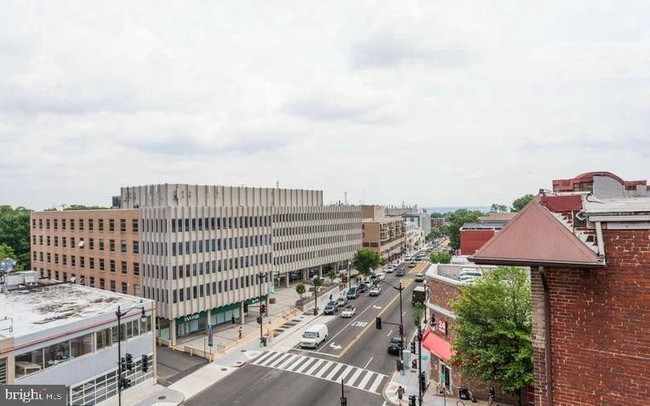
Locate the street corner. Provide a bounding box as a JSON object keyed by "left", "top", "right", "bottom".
{"left": 384, "top": 380, "right": 409, "bottom": 405}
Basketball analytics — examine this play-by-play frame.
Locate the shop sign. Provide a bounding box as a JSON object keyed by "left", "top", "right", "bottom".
{"left": 438, "top": 319, "right": 447, "bottom": 335}
{"left": 184, "top": 313, "right": 200, "bottom": 323}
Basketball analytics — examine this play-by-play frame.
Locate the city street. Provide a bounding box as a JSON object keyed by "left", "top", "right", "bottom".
{"left": 183, "top": 261, "right": 422, "bottom": 406}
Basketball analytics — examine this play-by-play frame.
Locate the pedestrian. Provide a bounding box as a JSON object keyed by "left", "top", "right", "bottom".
{"left": 488, "top": 386, "right": 495, "bottom": 406}
{"left": 396, "top": 385, "right": 405, "bottom": 404}
{"left": 238, "top": 326, "right": 243, "bottom": 340}
{"left": 231, "top": 315, "right": 236, "bottom": 325}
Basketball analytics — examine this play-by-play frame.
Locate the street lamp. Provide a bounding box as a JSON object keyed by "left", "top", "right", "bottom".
{"left": 312, "top": 275, "right": 322, "bottom": 316}
{"left": 256, "top": 272, "right": 268, "bottom": 346}
{"left": 115, "top": 305, "right": 147, "bottom": 406}
{"left": 347, "top": 260, "right": 352, "bottom": 293}
{"left": 379, "top": 279, "right": 404, "bottom": 359}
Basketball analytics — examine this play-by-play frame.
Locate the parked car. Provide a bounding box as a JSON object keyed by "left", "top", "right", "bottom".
{"left": 323, "top": 301, "right": 339, "bottom": 315}
{"left": 414, "top": 273, "right": 425, "bottom": 282}
{"left": 357, "top": 283, "right": 368, "bottom": 294}
{"left": 396, "top": 268, "right": 405, "bottom": 277}
{"left": 369, "top": 285, "right": 382, "bottom": 296}
{"left": 301, "top": 324, "right": 329, "bottom": 349}
{"left": 336, "top": 295, "right": 348, "bottom": 306}
{"left": 346, "top": 286, "right": 359, "bottom": 299}
{"left": 341, "top": 305, "right": 356, "bottom": 318}
{"left": 387, "top": 336, "right": 404, "bottom": 355}
{"left": 408, "top": 262, "right": 416, "bottom": 268}
{"left": 385, "top": 265, "right": 395, "bottom": 273}
{"left": 375, "top": 272, "right": 386, "bottom": 281}
{"left": 459, "top": 268, "right": 483, "bottom": 283}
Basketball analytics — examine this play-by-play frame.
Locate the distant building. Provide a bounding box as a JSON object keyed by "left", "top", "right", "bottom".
{"left": 31, "top": 184, "right": 362, "bottom": 346}
{"left": 459, "top": 212, "right": 515, "bottom": 255}
{"left": 0, "top": 273, "right": 155, "bottom": 405}
{"left": 472, "top": 171, "right": 650, "bottom": 406}
{"left": 386, "top": 206, "right": 432, "bottom": 237}
{"left": 430, "top": 217, "right": 445, "bottom": 228}
{"left": 361, "top": 205, "right": 406, "bottom": 262}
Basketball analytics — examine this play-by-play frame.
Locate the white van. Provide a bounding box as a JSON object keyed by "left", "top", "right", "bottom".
{"left": 300, "top": 324, "right": 329, "bottom": 349}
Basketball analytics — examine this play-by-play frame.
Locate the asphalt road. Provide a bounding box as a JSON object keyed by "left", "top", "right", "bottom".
{"left": 183, "top": 258, "right": 426, "bottom": 406}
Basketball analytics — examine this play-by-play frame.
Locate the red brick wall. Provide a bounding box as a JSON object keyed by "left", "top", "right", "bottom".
{"left": 460, "top": 230, "right": 495, "bottom": 255}
{"left": 531, "top": 229, "right": 650, "bottom": 406}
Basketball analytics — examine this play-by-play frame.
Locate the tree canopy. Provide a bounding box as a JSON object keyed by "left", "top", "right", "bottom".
{"left": 352, "top": 249, "right": 381, "bottom": 276}
{"left": 490, "top": 203, "right": 508, "bottom": 213}
{"left": 425, "top": 227, "right": 443, "bottom": 241}
{"left": 451, "top": 266, "right": 533, "bottom": 404}
{"left": 295, "top": 283, "right": 306, "bottom": 298}
{"left": 0, "top": 205, "right": 32, "bottom": 270}
{"left": 511, "top": 194, "right": 535, "bottom": 212}
{"left": 444, "top": 209, "right": 484, "bottom": 250}
{"left": 429, "top": 251, "right": 452, "bottom": 264}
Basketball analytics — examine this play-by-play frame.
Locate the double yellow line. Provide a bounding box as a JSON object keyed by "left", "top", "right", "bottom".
{"left": 339, "top": 279, "right": 413, "bottom": 357}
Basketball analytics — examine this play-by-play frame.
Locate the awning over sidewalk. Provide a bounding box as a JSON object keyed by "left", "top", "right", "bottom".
{"left": 421, "top": 327, "right": 452, "bottom": 361}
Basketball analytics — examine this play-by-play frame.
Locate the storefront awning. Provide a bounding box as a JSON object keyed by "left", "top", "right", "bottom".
{"left": 421, "top": 327, "right": 452, "bottom": 361}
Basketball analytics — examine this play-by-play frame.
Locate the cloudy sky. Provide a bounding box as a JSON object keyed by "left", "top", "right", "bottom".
{"left": 1, "top": 1, "right": 648, "bottom": 210}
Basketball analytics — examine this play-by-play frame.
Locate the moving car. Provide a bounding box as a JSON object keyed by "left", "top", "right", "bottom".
{"left": 336, "top": 295, "right": 348, "bottom": 306}
{"left": 340, "top": 305, "right": 356, "bottom": 318}
{"left": 300, "top": 324, "right": 329, "bottom": 348}
{"left": 369, "top": 285, "right": 382, "bottom": 296}
{"left": 385, "top": 265, "right": 395, "bottom": 273}
{"left": 346, "top": 286, "right": 359, "bottom": 299}
{"left": 323, "top": 301, "right": 339, "bottom": 315}
{"left": 357, "top": 283, "right": 368, "bottom": 294}
{"left": 387, "top": 336, "right": 404, "bottom": 355}
{"left": 375, "top": 272, "right": 386, "bottom": 281}
{"left": 414, "top": 273, "right": 425, "bottom": 282}
{"left": 396, "top": 268, "right": 405, "bottom": 277}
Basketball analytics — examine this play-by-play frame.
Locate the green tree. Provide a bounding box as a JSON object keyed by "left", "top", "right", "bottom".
{"left": 451, "top": 266, "right": 533, "bottom": 405}
{"left": 327, "top": 269, "right": 337, "bottom": 281}
{"left": 0, "top": 243, "right": 16, "bottom": 261}
{"left": 429, "top": 251, "right": 452, "bottom": 264}
{"left": 425, "top": 227, "right": 443, "bottom": 242}
{"left": 352, "top": 249, "right": 381, "bottom": 277}
{"left": 444, "top": 209, "right": 483, "bottom": 250}
{"left": 0, "top": 205, "right": 32, "bottom": 270}
{"left": 490, "top": 203, "right": 508, "bottom": 213}
{"left": 412, "top": 303, "right": 424, "bottom": 326}
{"left": 511, "top": 194, "right": 535, "bottom": 212}
{"left": 295, "top": 283, "right": 306, "bottom": 299}
{"left": 430, "top": 212, "right": 446, "bottom": 218}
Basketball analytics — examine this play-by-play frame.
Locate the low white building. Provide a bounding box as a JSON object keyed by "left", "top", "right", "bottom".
{"left": 0, "top": 272, "right": 155, "bottom": 405}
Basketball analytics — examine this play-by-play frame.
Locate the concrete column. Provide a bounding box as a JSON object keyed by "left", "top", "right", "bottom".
{"left": 318, "top": 265, "right": 323, "bottom": 278}
{"left": 207, "top": 310, "right": 212, "bottom": 326}
{"left": 285, "top": 273, "right": 290, "bottom": 288}
{"left": 303, "top": 268, "right": 309, "bottom": 281}
{"left": 240, "top": 302, "right": 245, "bottom": 324}
{"left": 170, "top": 319, "right": 177, "bottom": 347}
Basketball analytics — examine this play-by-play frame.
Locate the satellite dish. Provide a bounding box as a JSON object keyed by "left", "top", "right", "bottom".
{"left": 1, "top": 258, "right": 17, "bottom": 273}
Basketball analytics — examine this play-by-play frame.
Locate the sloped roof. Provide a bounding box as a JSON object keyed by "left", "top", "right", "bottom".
{"left": 471, "top": 197, "right": 604, "bottom": 268}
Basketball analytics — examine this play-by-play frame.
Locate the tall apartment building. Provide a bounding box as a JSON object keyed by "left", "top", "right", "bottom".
{"left": 31, "top": 184, "right": 362, "bottom": 345}
{"left": 361, "top": 205, "right": 405, "bottom": 262}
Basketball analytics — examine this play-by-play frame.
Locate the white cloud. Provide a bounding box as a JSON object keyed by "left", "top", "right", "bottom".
{"left": 0, "top": 0, "right": 648, "bottom": 209}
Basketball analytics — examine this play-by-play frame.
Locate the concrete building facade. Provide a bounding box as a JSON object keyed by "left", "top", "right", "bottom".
{"left": 32, "top": 184, "right": 361, "bottom": 345}
{"left": 361, "top": 205, "right": 406, "bottom": 262}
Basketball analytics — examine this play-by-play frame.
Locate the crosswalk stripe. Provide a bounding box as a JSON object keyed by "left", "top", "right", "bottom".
{"left": 324, "top": 364, "right": 344, "bottom": 381}
{"left": 313, "top": 360, "right": 334, "bottom": 378}
{"left": 367, "top": 375, "right": 384, "bottom": 393}
{"left": 304, "top": 358, "right": 326, "bottom": 375}
{"left": 250, "top": 351, "right": 387, "bottom": 394}
{"left": 358, "top": 371, "right": 374, "bottom": 390}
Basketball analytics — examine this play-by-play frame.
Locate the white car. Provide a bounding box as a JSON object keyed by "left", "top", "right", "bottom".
{"left": 341, "top": 305, "right": 356, "bottom": 318}
{"left": 385, "top": 266, "right": 395, "bottom": 273}
{"left": 375, "top": 272, "right": 386, "bottom": 281}
{"left": 369, "top": 285, "right": 382, "bottom": 296}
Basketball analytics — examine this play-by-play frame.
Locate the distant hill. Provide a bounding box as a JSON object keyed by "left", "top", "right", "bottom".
{"left": 424, "top": 206, "right": 491, "bottom": 214}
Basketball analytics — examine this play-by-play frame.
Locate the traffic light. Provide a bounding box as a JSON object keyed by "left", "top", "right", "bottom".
{"left": 408, "top": 394, "right": 417, "bottom": 406}
{"left": 260, "top": 304, "right": 266, "bottom": 314}
{"left": 419, "top": 371, "right": 427, "bottom": 392}
{"left": 120, "top": 378, "right": 132, "bottom": 389}
{"left": 375, "top": 317, "right": 382, "bottom": 329}
{"left": 256, "top": 316, "right": 262, "bottom": 324}
{"left": 410, "top": 341, "right": 416, "bottom": 354}
{"left": 125, "top": 353, "right": 133, "bottom": 371}
{"left": 417, "top": 325, "right": 423, "bottom": 341}
{"left": 399, "top": 324, "right": 404, "bottom": 335}
{"left": 141, "top": 354, "right": 149, "bottom": 373}
{"left": 120, "top": 356, "right": 127, "bottom": 371}
{"left": 340, "top": 396, "right": 347, "bottom": 406}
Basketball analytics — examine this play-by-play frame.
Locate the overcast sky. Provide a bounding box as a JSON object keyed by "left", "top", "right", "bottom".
{"left": 1, "top": 1, "right": 648, "bottom": 210}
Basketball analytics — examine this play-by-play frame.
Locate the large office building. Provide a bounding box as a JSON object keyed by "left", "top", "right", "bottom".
{"left": 0, "top": 272, "right": 155, "bottom": 405}
{"left": 31, "top": 184, "right": 362, "bottom": 345}
{"left": 361, "top": 205, "right": 406, "bottom": 262}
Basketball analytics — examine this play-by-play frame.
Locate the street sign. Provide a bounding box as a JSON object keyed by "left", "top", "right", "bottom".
{"left": 207, "top": 324, "right": 214, "bottom": 347}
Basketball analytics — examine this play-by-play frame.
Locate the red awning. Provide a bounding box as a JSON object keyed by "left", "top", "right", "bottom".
{"left": 421, "top": 327, "right": 452, "bottom": 361}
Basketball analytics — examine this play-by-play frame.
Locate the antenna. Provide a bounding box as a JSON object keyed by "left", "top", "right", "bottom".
{"left": 276, "top": 181, "right": 279, "bottom": 188}
{"left": 344, "top": 191, "right": 348, "bottom": 205}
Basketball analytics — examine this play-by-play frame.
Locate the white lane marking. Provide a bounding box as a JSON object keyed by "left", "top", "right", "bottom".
{"left": 386, "top": 329, "right": 393, "bottom": 337}
{"left": 364, "top": 356, "right": 373, "bottom": 369}
{"left": 305, "top": 358, "right": 326, "bottom": 375}
{"left": 358, "top": 371, "right": 375, "bottom": 391}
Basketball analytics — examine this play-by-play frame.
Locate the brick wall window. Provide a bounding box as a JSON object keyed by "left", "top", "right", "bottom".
{"left": 121, "top": 282, "right": 128, "bottom": 294}
{"left": 79, "top": 219, "right": 84, "bottom": 231}
{"left": 110, "top": 280, "right": 115, "bottom": 292}
{"left": 120, "top": 219, "right": 126, "bottom": 232}
{"left": 133, "top": 262, "right": 140, "bottom": 276}
{"left": 109, "top": 219, "right": 114, "bottom": 232}
{"left": 120, "top": 240, "right": 127, "bottom": 253}
{"left": 98, "top": 219, "right": 104, "bottom": 231}
{"left": 132, "top": 219, "right": 139, "bottom": 233}
{"left": 110, "top": 260, "right": 115, "bottom": 273}
{"left": 121, "top": 261, "right": 127, "bottom": 274}
{"left": 109, "top": 239, "right": 115, "bottom": 252}
{"left": 99, "top": 239, "right": 104, "bottom": 251}
{"left": 133, "top": 241, "right": 139, "bottom": 254}
{"left": 99, "top": 258, "right": 105, "bottom": 271}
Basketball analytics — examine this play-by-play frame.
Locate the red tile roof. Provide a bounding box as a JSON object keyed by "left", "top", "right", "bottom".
{"left": 470, "top": 197, "right": 604, "bottom": 268}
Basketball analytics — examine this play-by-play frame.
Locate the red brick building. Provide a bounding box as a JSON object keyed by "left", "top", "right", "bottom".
{"left": 460, "top": 213, "right": 515, "bottom": 255}
{"left": 472, "top": 171, "right": 650, "bottom": 406}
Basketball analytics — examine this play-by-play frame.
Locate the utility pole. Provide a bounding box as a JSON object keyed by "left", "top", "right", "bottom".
{"left": 257, "top": 272, "right": 267, "bottom": 346}
{"left": 340, "top": 377, "right": 347, "bottom": 406}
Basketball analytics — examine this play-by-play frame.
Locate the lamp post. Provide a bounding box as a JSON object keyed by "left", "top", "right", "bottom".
{"left": 312, "top": 275, "right": 322, "bottom": 316}
{"left": 257, "top": 272, "right": 268, "bottom": 346}
{"left": 379, "top": 279, "right": 404, "bottom": 359}
{"left": 115, "top": 305, "right": 146, "bottom": 406}
{"left": 418, "top": 325, "right": 423, "bottom": 406}
{"left": 340, "top": 377, "right": 347, "bottom": 406}
{"left": 347, "top": 260, "right": 352, "bottom": 293}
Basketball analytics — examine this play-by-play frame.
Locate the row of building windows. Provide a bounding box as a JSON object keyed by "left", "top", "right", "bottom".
{"left": 39, "top": 269, "right": 139, "bottom": 295}
{"left": 273, "top": 244, "right": 357, "bottom": 265}
{"left": 34, "top": 254, "right": 140, "bottom": 275}
{"left": 166, "top": 215, "right": 272, "bottom": 233}
{"left": 273, "top": 234, "right": 359, "bottom": 251}
{"left": 33, "top": 236, "right": 139, "bottom": 254}
{"left": 14, "top": 316, "right": 151, "bottom": 379}
{"left": 33, "top": 217, "right": 139, "bottom": 233}
{"left": 170, "top": 235, "right": 271, "bottom": 256}
{"left": 273, "top": 222, "right": 359, "bottom": 237}
{"left": 272, "top": 211, "right": 359, "bottom": 222}
{"left": 170, "top": 276, "right": 261, "bottom": 304}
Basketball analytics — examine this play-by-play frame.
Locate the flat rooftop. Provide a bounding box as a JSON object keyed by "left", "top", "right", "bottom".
{"left": 0, "top": 283, "right": 147, "bottom": 338}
